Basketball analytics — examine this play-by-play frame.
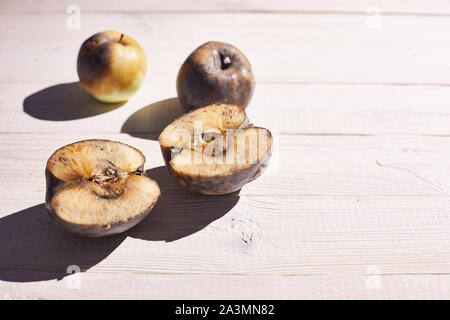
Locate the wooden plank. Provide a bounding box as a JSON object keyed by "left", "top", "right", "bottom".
{"left": 1, "top": 13, "right": 450, "bottom": 85}
{"left": 1, "top": 274, "right": 450, "bottom": 299}
{"left": 2, "top": 3, "right": 450, "bottom": 301}
{"left": 2, "top": 1, "right": 450, "bottom": 15}
{"left": 4, "top": 82, "right": 450, "bottom": 136}
{"left": 1, "top": 185, "right": 450, "bottom": 285}
{"left": 1, "top": 134, "right": 449, "bottom": 199}
{"left": 2, "top": 134, "right": 450, "bottom": 288}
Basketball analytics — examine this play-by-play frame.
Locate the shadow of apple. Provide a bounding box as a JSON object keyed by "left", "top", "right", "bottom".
{"left": 0, "top": 167, "right": 239, "bottom": 283}
{"left": 23, "top": 82, "right": 124, "bottom": 121}
{"left": 0, "top": 203, "right": 126, "bottom": 282}
{"left": 121, "top": 97, "right": 185, "bottom": 140}
{"left": 130, "top": 166, "right": 240, "bottom": 242}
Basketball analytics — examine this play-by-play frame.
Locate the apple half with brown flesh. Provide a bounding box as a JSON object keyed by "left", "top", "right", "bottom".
{"left": 45, "top": 140, "right": 160, "bottom": 237}
{"left": 159, "top": 104, "right": 272, "bottom": 195}
{"left": 77, "top": 30, "right": 147, "bottom": 103}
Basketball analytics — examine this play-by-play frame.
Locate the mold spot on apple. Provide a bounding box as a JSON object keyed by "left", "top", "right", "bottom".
{"left": 23, "top": 81, "right": 124, "bottom": 121}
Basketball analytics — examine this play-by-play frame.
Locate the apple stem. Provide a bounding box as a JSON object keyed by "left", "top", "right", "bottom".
{"left": 220, "top": 53, "right": 232, "bottom": 70}
{"left": 119, "top": 33, "right": 124, "bottom": 43}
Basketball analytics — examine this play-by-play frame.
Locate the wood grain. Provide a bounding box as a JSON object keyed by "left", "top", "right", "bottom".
{"left": 2, "top": 274, "right": 450, "bottom": 299}
{"left": 2, "top": 134, "right": 450, "bottom": 201}
{"left": 2, "top": 194, "right": 450, "bottom": 278}
{"left": 4, "top": 83, "right": 450, "bottom": 136}
{"left": 1, "top": 2, "right": 449, "bottom": 299}
{"left": 1, "top": 13, "right": 450, "bottom": 85}
{"left": 2, "top": 134, "right": 450, "bottom": 289}
{"left": 2, "top": 1, "right": 450, "bottom": 15}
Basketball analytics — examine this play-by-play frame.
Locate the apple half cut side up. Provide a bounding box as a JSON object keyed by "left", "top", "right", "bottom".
{"left": 45, "top": 140, "right": 160, "bottom": 237}
{"left": 159, "top": 104, "right": 272, "bottom": 195}
{"left": 77, "top": 30, "right": 147, "bottom": 103}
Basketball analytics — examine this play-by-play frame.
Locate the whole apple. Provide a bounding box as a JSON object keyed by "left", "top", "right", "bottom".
{"left": 176, "top": 41, "right": 255, "bottom": 111}
{"left": 77, "top": 30, "right": 147, "bottom": 103}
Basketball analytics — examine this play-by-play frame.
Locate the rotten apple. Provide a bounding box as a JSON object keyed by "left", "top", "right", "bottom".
{"left": 45, "top": 140, "right": 160, "bottom": 237}
{"left": 159, "top": 104, "right": 272, "bottom": 195}
{"left": 77, "top": 30, "right": 147, "bottom": 103}
{"left": 176, "top": 41, "right": 255, "bottom": 111}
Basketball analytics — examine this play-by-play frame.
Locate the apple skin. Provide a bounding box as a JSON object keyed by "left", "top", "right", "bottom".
{"left": 176, "top": 41, "right": 255, "bottom": 111}
{"left": 77, "top": 30, "right": 147, "bottom": 103}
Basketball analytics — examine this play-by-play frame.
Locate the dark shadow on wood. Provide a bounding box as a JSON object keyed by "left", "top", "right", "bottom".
{"left": 0, "top": 167, "right": 239, "bottom": 282}
{"left": 23, "top": 82, "right": 124, "bottom": 121}
{"left": 0, "top": 204, "right": 125, "bottom": 282}
{"left": 121, "top": 97, "right": 186, "bottom": 140}
{"left": 129, "top": 166, "right": 240, "bottom": 242}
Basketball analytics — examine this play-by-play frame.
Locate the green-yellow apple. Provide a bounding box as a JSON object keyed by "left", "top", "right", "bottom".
{"left": 77, "top": 30, "right": 147, "bottom": 103}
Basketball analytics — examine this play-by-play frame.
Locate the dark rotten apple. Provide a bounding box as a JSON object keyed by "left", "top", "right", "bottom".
{"left": 176, "top": 41, "right": 255, "bottom": 111}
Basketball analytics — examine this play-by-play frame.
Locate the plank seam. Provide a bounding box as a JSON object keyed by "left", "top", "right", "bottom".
{"left": 2, "top": 10, "right": 450, "bottom": 18}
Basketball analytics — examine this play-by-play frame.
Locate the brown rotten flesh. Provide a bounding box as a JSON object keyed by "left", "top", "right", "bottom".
{"left": 159, "top": 104, "right": 272, "bottom": 195}
{"left": 45, "top": 140, "right": 160, "bottom": 237}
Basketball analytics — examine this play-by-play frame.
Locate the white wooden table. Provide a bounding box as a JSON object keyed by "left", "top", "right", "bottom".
{"left": 1, "top": 0, "right": 450, "bottom": 299}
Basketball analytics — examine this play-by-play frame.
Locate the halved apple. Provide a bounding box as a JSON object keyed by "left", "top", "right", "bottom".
{"left": 159, "top": 104, "right": 272, "bottom": 195}
{"left": 45, "top": 140, "right": 160, "bottom": 237}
